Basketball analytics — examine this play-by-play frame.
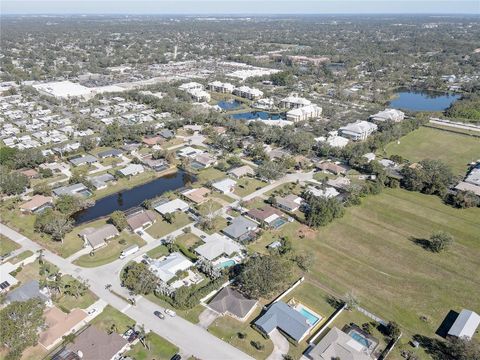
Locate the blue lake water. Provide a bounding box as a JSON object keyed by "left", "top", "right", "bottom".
{"left": 217, "top": 99, "right": 242, "bottom": 111}
{"left": 73, "top": 170, "right": 195, "bottom": 224}
{"left": 389, "top": 90, "right": 461, "bottom": 112}
{"left": 230, "top": 111, "right": 286, "bottom": 120}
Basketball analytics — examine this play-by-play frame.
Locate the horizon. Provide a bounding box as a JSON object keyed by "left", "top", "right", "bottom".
{"left": 2, "top": 0, "right": 479, "bottom": 15}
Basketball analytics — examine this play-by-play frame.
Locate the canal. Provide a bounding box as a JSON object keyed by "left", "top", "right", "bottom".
{"left": 73, "top": 170, "right": 195, "bottom": 224}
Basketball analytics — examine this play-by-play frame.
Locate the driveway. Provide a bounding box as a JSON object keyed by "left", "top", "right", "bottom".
{"left": 266, "top": 329, "right": 290, "bottom": 360}
{"left": 198, "top": 308, "right": 220, "bottom": 329}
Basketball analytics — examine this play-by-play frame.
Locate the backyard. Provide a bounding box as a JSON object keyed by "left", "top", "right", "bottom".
{"left": 146, "top": 212, "right": 191, "bottom": 239}
{"left": 384, "top": 126, "right": 480, "bottom": 175}
{"left": 91, "top": 305, "right": 136, "bottom": 334}
{"left": 125, "top": 332, "right": 179, "bottom": 360}
{"left": 233, "top": 177, "right": 267, "bottom": 197}
{"left": 0, "top": 234, "right": 20, "bottom": 256}
{"left": 294, "top": 188, "right": 480, "bottom": 358}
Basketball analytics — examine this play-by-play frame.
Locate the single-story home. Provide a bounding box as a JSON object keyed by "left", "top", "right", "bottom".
{"left": 149, "top": 252, "right": 194, "bottom": 283}
{"left": 5, "top": 280, "right": 51, "bottom": 306}
{"left": 177, "top": 146, "right": 204, "bottom": 159}
{"left": 306, "top": 327, "right": 373, "bottom": 360}
{"left": 275, "top": 194, "right": 303, "bottom": 213}
{"left": 117, "top": 164, "right": 144, "bottom": 177}
{"left": 154, "top": 198, "right": 189, "bottom": 215}
{"left": 247, "top": 205, "right": 284, "bottom": 227}
{"left": 78, "top": 224, "right": 119, "bottom": 249}
{"left": 208, "top": 286, "right": 257, "bottom": 322}
{"left": 222, "top": 216, "right": 258, "bottom": 242}
{"left": 126, "top": 210, "right": 156, "bottom": 232}
{"left": 192, "top": 153, "right": 217, "bottom": 169}
{"left": 455, "top": 181, "right": 480, "bottom": 196}
{"left": 69, "top": 154, "right": 98, "bottom": 167}
{"left": 228, "top": 165, "right": 255, "bottom": 179}
{"left": 255, "top": 301, "right": 311, "bottom": 342}
{"left": 159, "top": 129, "right": 175, "bottom": 139}
{"left": 20, "top": 195, "right": 54, "bottom": 213}
{"left": 20, "top": 168, "right": 39, "bottom": 179}
{"left": 39, "top": 307, "right": 87, "bottom": 350}
{"left": 181, "top": 187, "right": 211, "bottom": 205}
{"left": 315, "top": 161, "right": 348, "bottom": 175}
{"left": 194, "top": 233, "right": 242, "bottom": 261}
{"left": 212, "top": 178, "right": 237, "bottom": 194}
{"left": 326, "top": 177, "right": 351, "bottom": 190}
{"left": 97, "top": 149, "right": 123, "bottom": 159}
{"left": 142, "top": 135, "right": 162, "bottom": 146}
{"left": 369, "top": 108, "right": 405, "bottom": 123}
{"left": 307, "top": 185, "right": 339, "bottom": 199}
{"left": 88, "top": 173, "right": 115, "bottom": 190}
{"left": 448, "top": 309, "right": 480, "bottom": 340}
{"left": 60, "top": 326, "right": 129, "bottom": 360}
{"left": 53, "top": 183, "right": 92, "bottom": 197}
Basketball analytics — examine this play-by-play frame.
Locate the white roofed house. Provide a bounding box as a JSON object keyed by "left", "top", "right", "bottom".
{"left": 117, "top": 164, "right": 144, "bottom": 177}
{"left": 339, "top": 120, "right": 378, "bottom": 141}
{"left": 370, "top": 108, "right": 405, "bottom": 123}
{"left": 228, "top": 165, "right": 255, "bottom": 179}
{"left": 187, "top": 88, "right": 211, "bottom": 102}
{"left": 448, "top": 309, "right": 480, "bottom": 340}
{"left": 149, "top": 252, "right": 194, "bottom": 284}
{"left": 78, "top": 224, "right": 119, "bottom": 250}
{"left": 286, "top": 104, "right": 322, "bottom": 122}
{"left": 194, "top": 233, "right": 242, "bottom": 261}
{"left": 233, "top": 86, "right": 263, "bottom": 100}
{"left": 191, "top": 153, "right": 217, "bottom": 169}
{"left": 154, "top": 198, "right": 190, "bottom": 215}
{"left": 212, "top": 178, "right": 237, "bottom": 194}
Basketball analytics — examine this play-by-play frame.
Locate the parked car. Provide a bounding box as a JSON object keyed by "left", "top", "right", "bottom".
{"left": 165, "top": 308, "right": 176, "bottom": 317}
{"left": 200, "top": 234, "right": 206, "bottom": 239}
{"left": 171, "top": 354, "right": 181, "bottom": 360}
{"left": 154, "top": 310, "right": 165, "bottom": 319}
{"left": 87, "top": 308, "right": 97, "bottom": 315}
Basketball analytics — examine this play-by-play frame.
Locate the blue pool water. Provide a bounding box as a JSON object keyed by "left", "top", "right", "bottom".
{"left": 230, "top": 111, "right": 286, "bottom": 120}
{"left": 298, "top": 307, "right": 319, "bottom": 326}
{"left": 389, "top": 89, "right": 461, "bottom": 112}
{"left": 271, "top": 217, "right": 287, "bottom": 229}
{"left": 349, "top": 331, "right": 371, "bottom": 348}
{"left": 217, "top": 100, "right": 242, "bottom": 111}
{"left": 217, "top": 259, "right": 236, "bottom": 269}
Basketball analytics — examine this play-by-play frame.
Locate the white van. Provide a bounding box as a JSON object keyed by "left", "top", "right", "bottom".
{"left": 119, "top": 245, "right": 139, "bottom": 259}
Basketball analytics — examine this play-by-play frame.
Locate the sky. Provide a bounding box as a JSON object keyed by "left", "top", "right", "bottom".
{"left": 1, "top": 0, "right": 479, "bottom": 15}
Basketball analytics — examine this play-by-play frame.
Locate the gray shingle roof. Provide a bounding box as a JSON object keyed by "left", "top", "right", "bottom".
{"left": 209, "top": 286, "right": 257, "bottom": 319}
{"left": 222, "top": 216, "right": 257, "bottom": 240}
{"left": 6, "top": 280, "right": 49, "bottom": 303}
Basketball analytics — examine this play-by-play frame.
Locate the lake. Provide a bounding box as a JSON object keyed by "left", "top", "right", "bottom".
{"left": 389, "top": 89, "right": 461, "bottom": 112}
{"left": 230, "top": 111, "right": 286, "bottom": 120}
{"left": 217, "top": 99, "right": 242, "bottom": 111}
{"left": 73, "top": 170, "right": 195, "bottom": 224}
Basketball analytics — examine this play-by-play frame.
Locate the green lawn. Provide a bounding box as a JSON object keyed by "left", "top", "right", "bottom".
{"left": 201, "top": 216, "right": 228, "bottom": 235}
{"left": 91, "top": 305, "right": 136, "bottom": 334}
{"left": 146, "top": 244, "right": 169, "bottom": 259}
{"left": 8, "top": 250, "right": 34, "bottom": 265}
{"left": 294, "top": 188, "right": 480, "bottom": 358}
{"left": 196, "top": 168, "right": 227, "bottom": 183}
{"left": 146, "top": 212, "right": 192, "bottom": 239}
{"left": 73, "top": 232, "right": 146, "bottom": 267}
{"left": 384, "top": 126, "right": 480, "bottom": 175}
{"left": 208, "top": 307, "right": 274, "bottom": 360}
{"left": 54, "top": 275, "right": 98, "bottom": 311}
{"left": 176, "top": 233, "right": 202, "bottom": 249}
{"left": 125, "top": 332, "right": 179, "bottom": 360}
{"left": 0, "top": 235, "right": 20, "bottom": 257}
{"left": 234, "top": 178, "right": 268, "bottom": 197}
{"left": 13, "top": 258, "right": 43, "bottom": 283}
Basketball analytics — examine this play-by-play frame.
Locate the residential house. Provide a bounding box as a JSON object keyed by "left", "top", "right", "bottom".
{"left": 53, "top": 183, "right": 92, "bottom": 197}
{"left": 286, "top": 104, "right": 322, "bottom": 122}
{"left": 233, "top": 86, "right": 263, "bottom": 100}
{"left": 316, "top": 162, "right": 348, "bottom": 175}
{"left": 306, "top": 327, "right": 373, "bottom": 360}
{"left": 20, "top": 168, "right": 39, "bottom": 179}
{"left": 177, "top": 146, "right": 204, "bottom": 159}
{"left": 57, "top": 326, "right": 129, "bottom": 360}
{"left": 126, "top": 210, "right": 156, "bottom": 232}
{"left": 339, "top": 121, "right": 378, "bottom": 141}
{"left": 222, "top": 216, "right": 258, "bottom": 242}
{"left": 149, "top": 252, "right": 193, "bottom": 283}
{"left": 180, "top": 187, "right": 211, "bottom": 205}
{"left": 188, "top": 88, "right": 211, "bottom": 102}
{"left": 117, "top": 164, "right": 144, "bottom": 177}
{"left": 448, "top": 309, "right": 480, "bottom": 340}
{"left": 280, "top": 95, "right": 312, "bottom": 109}
{"left": 208, "top": 286, "right": 257, "bottom": 322}
{"left": 195, "top": 233, "right": 242, "bottom": 261}
{"left": 97, "top": 149, "right": 123, "bottom": 159}
{"left": 154, "top": 198, "right": 190, "bottom": 215}
{"left": 192, "top": 153, "right": 217, "bottom": 169}
{"left": 88, "top": 173, "right": 115, "bottom": 190}
{"left": 142, "top": 135, "right": 162, "bottom": 147}
{"left": 78, "top": 224, "right": 119, "bottom": 250}
{"left": 307, "top": 185, "right": 340, "bottom": 199}
{"left": 39, "top": 307, "right": 87, "bottom": 350}
{"left": 255, "top": 301, "right": 311, "bottom": 342}
{"left": 228, "top": 165, "right": 255, "bottom": 179}
{"left": 369, "top": 108, "right": 405, "bottom": 123}
{"left": 20, "top": 195, "right": 54, "bottom": 213}
{"left": 247, "top": 205, "right": 285, "bottom": 227}
{"left": 5, "top": 280, "right": 51, "bottom": 306}
{"left": 159, "top": 129, "right": 175, "bottom": 140}
{"left": 69, "top": 155, "right": 98, "bottom": 167}
{"left": 212, "top": 178, "right": 237, "bottom": 194}
{"left": 275, "top": 194, "right": 303, "bottom": 213}
{"left": 208, "top": 81, "right": 235, "bottom": 93}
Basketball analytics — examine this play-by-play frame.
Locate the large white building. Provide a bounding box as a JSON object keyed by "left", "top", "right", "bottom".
{"left": 208, "top": 81, "right": 235, "bottom": 93}
{"left": 286, "top": 104, "right": 322, "bottom": 122}
{"left": 370, "top": 108, "right": 405, "bottom": 122}
{"left": 339, "top": 120, "right": 378, "bottom": 141}
{"left": 280, "top": 95, "right": 312, "bottom": 109}
{"left": 178, "top": 82, "right": 204, "bottom": 91}
{"left": 233, "top": 86, "right": 263, "bottom": 100}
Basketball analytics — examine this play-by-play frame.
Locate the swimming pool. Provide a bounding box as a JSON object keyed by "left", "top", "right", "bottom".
{"left": 298, "top": 307, "right": 320, "bottom": 326}
{"left": 349, "top": 330, "right": 371, "bottom": 348}
{"left": 216, "top": 259, "right": 236, "bottom": 269}
{"left": 270, "top": 217, "right": 287, "bottom": 229}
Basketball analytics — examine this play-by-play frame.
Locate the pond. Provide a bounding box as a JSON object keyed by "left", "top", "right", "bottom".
{"left": 73, "top": 170, "right": 195, "bottom": 224}
{"left": 230, "top": 111, "right": 286, "bottom": 120}
{"left": 217, "top": 99, "right": 242, "bottom": 111}
{"left": 389, "top": 89, "right": 461, "bottom": 112}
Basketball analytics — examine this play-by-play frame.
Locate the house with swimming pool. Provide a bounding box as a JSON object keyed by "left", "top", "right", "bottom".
{"left": 194, "top": 233, "right": 243, "bottom": 268}
{"left": 246, "top": 205, "right": 288, "bottom": 229}
{"left": 255, "top": 301, "right": 321, "bottom": 343}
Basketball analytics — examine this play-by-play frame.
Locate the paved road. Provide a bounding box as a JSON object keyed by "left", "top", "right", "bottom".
{"left": 429, "top": 118, "right": 480, "bottom": 133}
{"left": 0, "top": 223, "right": 253, "bottom": 360}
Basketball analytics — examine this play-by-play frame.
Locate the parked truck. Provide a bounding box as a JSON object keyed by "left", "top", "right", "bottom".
{"left": 119, "top": 245, "right": 139, "bottom": 259}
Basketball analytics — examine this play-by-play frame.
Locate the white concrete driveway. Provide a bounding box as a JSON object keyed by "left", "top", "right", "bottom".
{"left": 266, "top": 329, "right": 290, "bottom": 360}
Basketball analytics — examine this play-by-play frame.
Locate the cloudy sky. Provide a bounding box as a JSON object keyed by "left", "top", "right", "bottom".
{"left": 1, "top": 0, "right": 479, "bottom": 14}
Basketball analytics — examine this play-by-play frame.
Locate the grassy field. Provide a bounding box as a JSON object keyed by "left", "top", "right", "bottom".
{"left": 73, "top": 231, "right": 145, "bottom": 267}
{"left": 146, "top": 212, "right": 191, "bottom": 239}
{"left": 176, "top": 233, "right": 202, "bottom": 249}
{"left": 91, "top": 305, "right": 136, "bottom": 334}
{"left": 54, "top": 275, "right": 98, "bottom": 311}
{"left": 196, "top": 167, "right": 227, "bottom": 183}
{"left": 125, "top": 332, "right": 179, "bottom": 360}
{"left": 208, "top": 307, "right": 274, "bottom": 360}
{"left": 9, "top": 250, "right": 34, "bottom": 264}
{"left": 146, "top": 244, "right": 169, "bottom": 259}
{"left": 0, "top": 234, "right": 20, "bottom": 256}
{"left": 384, "top": 126, "right": 480, "bottom": 175}
{"left": 294, "top": 188, "right": 480, "bottom": 358}
{"left": 234, "top": 178, "right": 268, "bottom": 197}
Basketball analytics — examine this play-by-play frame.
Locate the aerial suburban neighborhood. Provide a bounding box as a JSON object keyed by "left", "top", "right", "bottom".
{"left": 0, "top": 2, "right": 479, "bottom": 360}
